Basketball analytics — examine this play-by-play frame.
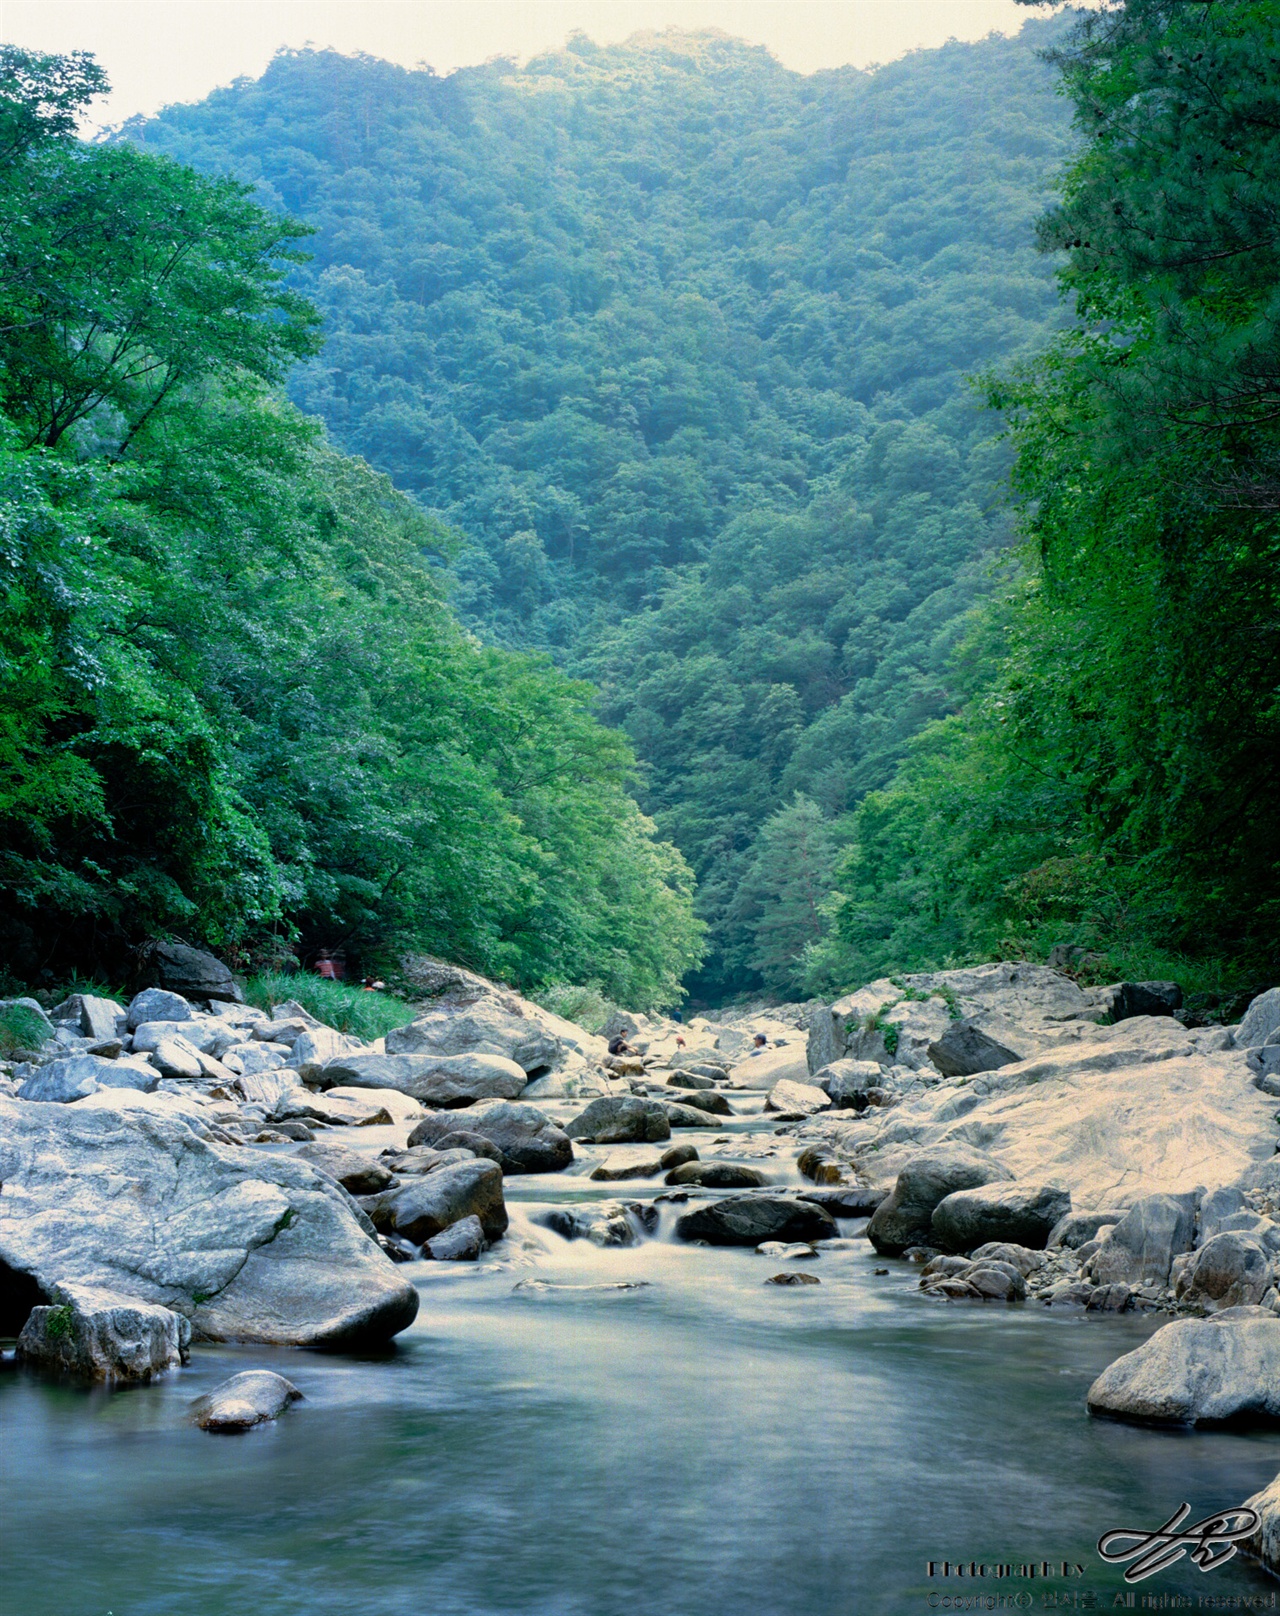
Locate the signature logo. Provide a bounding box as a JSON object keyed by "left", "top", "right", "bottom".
{"left": 1097, "top": 1502, "right": 1260, "bottom": 1583}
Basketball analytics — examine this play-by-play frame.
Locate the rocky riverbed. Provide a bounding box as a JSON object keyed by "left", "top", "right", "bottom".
{"left": 7, "top": 954, "right": 1280, "bottom": 1600}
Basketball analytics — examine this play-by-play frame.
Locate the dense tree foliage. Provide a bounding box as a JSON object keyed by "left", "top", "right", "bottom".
{"left": 0, "top": 46, "right": 702, "bottom": 1005}
{"left": 130, "top": 20, "right": 1077, "bottom": 995}
{"left": 821, "top": 0, "right": 1280, "bottom": 995}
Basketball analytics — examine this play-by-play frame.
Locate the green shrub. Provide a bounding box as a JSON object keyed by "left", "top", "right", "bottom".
{"left": 243, "top": 972, "right": 411, "bottom": 1041}
{"left": 0, "top": 1003, "right": 51, "bottom": 1056}
{"left": 530, "top": 980, "right": 625, "bottom": 1036}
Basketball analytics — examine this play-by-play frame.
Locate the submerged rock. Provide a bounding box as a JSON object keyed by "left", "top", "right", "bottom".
{"left": 674, "top": 1195, "right": 837, "bottom": 1248}
{"left": 664, "top": 1161, "right": 767, "bottom": 1189}
{"left": 1087, "top": 1308, "right": 1280, "bottom": 1426}
{"left": 537, "top": 1201, "right": 658, "bottom": 1247}
{"left": 191, "top": 1370, "right": 303, "bottom": 1432}
{"left": 17, "top": 1282, "right": 190, "bottom": 1383}
{"left": 765, "top": 1271, "right": 820, "bottom": 1286}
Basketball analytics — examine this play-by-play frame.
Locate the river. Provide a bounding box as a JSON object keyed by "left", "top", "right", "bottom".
{"left": 3, "top": 1104, "right": 1279, "bottom": 1616}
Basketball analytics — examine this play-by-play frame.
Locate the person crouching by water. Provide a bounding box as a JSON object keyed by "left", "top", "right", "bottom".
{"left": 608, "top": 1030, "right": 633, "bottom": 1056}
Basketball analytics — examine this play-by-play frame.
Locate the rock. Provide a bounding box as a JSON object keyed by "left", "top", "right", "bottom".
{"left": 1087, "top": 1308, "right": 1280, "bottom": 1425}
{"left": 432, "top": 1130, "right": 502, "bottom": 1162}
{"left": 1244, "top": 1471, "right": 1280, "bottom": 1577}
{"left": 1047, "top": 1211, "right": 1125, "bottom": 1250}
{"left": 1106, "top": 981, "right": 1183, "bottom": 1021}
{"left": 16, "top": 1282, "right": 190, "bottom": 1383}
{"left": 125, "top": 988, "right": 194, "bottom": 1031}
{"left": 658, "top": 1088, "right": 731, "bottom": 1117}
{"left": 1088, "top": 1190, "right": 1199, "bottom": 1288}
{"left": 320, "top": 1050, "right": 526, "bottom": 1106}
{"left": 590, "top": 1152, "right": 664, "bottom": 1181}
{"left": 147, "top": 942, "right": 244, "bottom": 1004}
{"left": 50, "top": 994, "right": 125, "bottom": 1043}
{"left": 425, "top": 1215, "right": 486, "bottom": 1261}
{"left": 674, "top": 1195, "right": 837, "bottom": 1248}
{"left": 765, "top": 1271, "right": 821, "bottom": 1286}
{"left": 252, "top": 1019, "right": 309, "bottom": 1045}
{"left": 236, "top": 1069, "right": 304, "bottom": 1114}
{"left": 132, "top": 1019, "right": 220, "bottom": 1054}
{"left": 764, "top": 1078, "right": 831, "bottom": 1117}
{"left": 367, "top": 1159, "right": 507, "bottom": 1244}
{"left": 661, "top": 1100, "right": 717, "bottom": 1128}
{"left": 1175, "top": 1233, "right": 1270, "bottom": 1312}
{"left": 225, "top": 1042, "right": 289, "bottom": 1077}
{"left": 18, "top": 1053, "right": 158, "bottom": 1102}
{"left": 968, "top": 1242, "right": 1045, "bottom": 1276}
{"left": 386, "top": 1000, "right": 572, "bottom": 1076}
{"left": 796, "top": 1144, "right": 853, "bottom": 1185}
{"left": 758, "top": 1240, "right": 818, "bottom": 1258}
{"left": 664, "top": 1161, "right": 768, "bottom": 1188}
{"left": 659, "top": 1143, "right": 699, "bottom": 1170}
{"left": 867, "top": 1146, "right": 1014, "bottom": 1255}
{"left": 294, "top": 1142, "right": 395, "bottom": 1196}
{"left": 813, "top": 1059, "right": 883, "bottom": 1108}
{"left": 191, "top": 1370, "right": 303, "bottom": 1431}
{"left": 927, "top": 1019, "right": 1023, "bottom": 1079}
{"left": 931, "top": 1181, "right": 1071, "bottom": 1253}
{"left": 537, "top": 1201, "right": 658, "bottom": 1247}
{"left": 280, "top": 1091, "right": 393, "bottom": 1128}
{"left": 1198, "top": 1184, "right": 1247, "bottom": 1240}
{"left": 521, "top": 1069, "right": 622, "bottom": 1101}
{"left": 667, "top": 1070, "right": 716, "bottom": 1090}
{"left": 380, "top": 1145, "right": 478, "bottom": 1175}
{"left": 324, "top": 1086, "right": 423, "bottom": 1124}
{"left": 291, "top": 1027, "right": 367, "bottom": 1082}
{"left": 408, "top": 1100, "right": 572, "bottom": 1174}
{"left": 729, "top": 1046, "right": 811, "bottom": 1090}
{"left": 565, "top": 1096, "right": 671, "bottom": 1144}
{"left": 964, "top": 1262, "right": 1028, "bottom": 1300}
{"left": 1235, "top": 987, "right": 1280, "bottom": 1050}
{"left": 150, "top": 1035, "right": 204, "bottom": 1080}
{"left": 0, "top": 1097, "right": 417, "bottom": 1346}
{"left": 797, "top": 1186, "right": 888, "bottom": 1217}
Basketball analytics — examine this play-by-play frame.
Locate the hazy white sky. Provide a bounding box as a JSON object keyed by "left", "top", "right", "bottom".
{"left": 0, "top": 1, "right": 1050, "bottom": 130}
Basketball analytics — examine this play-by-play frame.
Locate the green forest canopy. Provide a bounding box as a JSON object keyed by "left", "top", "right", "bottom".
{"left": 0, "top": 43, "right": 703, "bottom": 1007}
{"left": 128, "top": 17, "right": 1078, "bottom": 998}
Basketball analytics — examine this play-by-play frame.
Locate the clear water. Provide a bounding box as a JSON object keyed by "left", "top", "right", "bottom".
{"left": 4, "top": 1109, "right": 1280, "bottom": 1616}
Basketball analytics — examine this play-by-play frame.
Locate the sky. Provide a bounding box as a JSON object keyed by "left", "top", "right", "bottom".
{"left": 0, "top": 0, "right": 1051, "bottom": 130}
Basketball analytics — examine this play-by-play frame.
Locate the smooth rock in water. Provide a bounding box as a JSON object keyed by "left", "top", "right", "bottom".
{"left": 1175, "top": 1232, "right": 1270, "bottom": 1312}
{"left": 1243, "top": 1471, "right": 1280, "bottom": 1577}
{"left": 191, "top": 1370, "right": 303, "bottom": 1431}
{"left": 295, "top": 1142, "right": 395, "bottom": 1196}
{"left": 1235, "top": 988, "right": 1280, "bottom": 1051}
{"left": 565, "top": 1096, "right": 671, "bottom": 1145}
{"left": 764, "top": 1078, "right": 831, "bottom": 1117}
{"left": 729, "top": 1046, "right": 811, "bottom": 1091}
{"left": 0, "top": 1098, "right": 418, "bottom": 1346}
{"left": 125, "top": 988, "right": 193, "bottom": 1031}
{"left": 661, "top": 1100, "right": 717, "bottom": 1128}
{"left": 813, "top": 1059, "right": 883, "bottom": 1108}
{"left": 281, "top": 1090, "right": 392, "bottom": 1128}
{"left": 665, "top": 1161, "right": 767, "bottom": 1189}
{"left": 16, "top": 1282, "right": 189, "bottom": 1382}
{"left": 537, "top": 1201, "right": 657, "bottom": 1248}
{"left": 590, "top": 1152, "right": 664, "bottom": 1181}
{"left": 667, "top": 1070, "right": 717, "bottom": 1090}
{"left": 797, "top": 1144, "right": 853, "bottom": 1185}
{"left": 659, "top": 1143, "right": 699, "bottom": 1170}
{"left": 408, "top": 1100, "right": 573, "bottom": 1174}
{"left": 148, "top": 942, "right": 244, "bottom": 1005}
{"left": 18, "top": 1054, "right": 158, "bottom": 1102}
{"left": 321, "top": 1049, "right": 526, "bottom": 1106}
{"left": 1087, "top": 1308, "right": 1280, "bottom": 1425}
{"left": 1088, "top": 1190, "right": 1199, "bottom": 1288}
{"left": 931, "top": 1181, "right": 1071, "bottom": 1253}
{"left": 425, "top": 1214, "right": 486, "bottom": 1261}
{"left": 927, "top": 1019, "right": 1023, "bottom": 1079}
{"left": 292, "top": 1026, "right": 367, "bottom": 1082}
{"left": 1047, "top": 1211, "right": 1125, "bottom": 1250}
{"left": 867, "top": 1146, "right": 1014, "bottom": 1256}
{"left": 380, "top": 1146, "right": 478, "bottom": 1176}
{"left": 798, "top": 1186, "right": 888, "bottom": 1217}
{"left": 433, "top": 1130, "right": 502, "bottom": 1162}
{"left": 675, "top": 1195, "right": 837, "bottom": 1248}
{"left": 369, "top": 1159, "right": 507, "bottom": 1243}
{"left": 522, "top": 1069, "right": 620, "bottom": 1101}
{"left": 324, "top": 1085, "right": 423, "bottom": 1124}
{"left": 757, "top": 1241, "right": 817, "bottom": 1259}
{"left": 659, "top": 1088, "right": 731, "bottom": 1117}
{"left": 765, "top": 1271, "right": 820, "bottom": 1286}
{"left": 51, "top": 994, "right": 124, "bottom": 1043}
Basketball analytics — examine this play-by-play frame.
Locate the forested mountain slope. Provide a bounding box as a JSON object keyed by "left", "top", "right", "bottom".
{"left": 130, "top": 19, "right": 1076, "bottom": 996}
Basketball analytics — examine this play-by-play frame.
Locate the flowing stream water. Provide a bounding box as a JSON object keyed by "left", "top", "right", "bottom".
{"left": 3, "top": 1102, "right": 1279, "bottom": 1616}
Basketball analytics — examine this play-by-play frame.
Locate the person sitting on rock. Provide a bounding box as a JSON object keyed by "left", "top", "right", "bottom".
{"left": 607, "top": 1031, "right": 633, "bottom": 1056}
{"left": 751, "top": 1032, "right": 768, "bottom": 1052}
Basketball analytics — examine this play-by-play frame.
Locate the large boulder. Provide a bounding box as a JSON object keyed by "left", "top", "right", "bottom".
{"left": 16, "top": 1282, "right": 190, "bottom": 1383}
{"left": 1174, "top": 1232, "right": 1271, "bottom": 1312}
{"left": 927, "top": 1020, "right": 1023, "bottom": 1079}
{"left": 675, "top": 1195, "right": 838, "bottom": 1248}
{"left": 408, "top": 1099, "right": 573, "bottom": 1173}
{"left": 145, "top": 942, "right": 244, "bottom": 1004}
{"left": 1234, "top": 987, "right": 1280, "bottom": 1050}
{"left": 931, "top": 1181, "right": 1070, "bottom": 1253}
{"left": 385, "top": 996, "right": 595, "bottom": 1077}
{"left": 1087, "top": 1308, "right": 1280, "bottom": 1425}
{"left": 867, "top": 1146, "right": 1014, "bottom": 1255}
{"left": 125, "top": 988, "right": 194, "bottom": 1030}
{"left": 191, "top": 1370, "right": 303, "bottom": 1431}
{"left": 294, "top": 1141, "right": 395, "bottom": 1196}
{"left": 565, "top": 1096, "right": 671, "bottom": 1144}
{"left": 290, "top": 1027, "right": 367, "bottom": 1082}
{"left": 366, "top": 1159, "right": 507, "bottom": 1244}
{"left": 813, "top": 1059, "right": 883, "bottom": 1108}
{"left": 0, "top": 1097, "right": 418, "bottom": 1347}
{"left": 729, "top": 1045, "right": 810, "bottom": 1090}
{"left": 50, "top": 994, "right": 125, "bottom": 1043}
{"left": 1103, "top": 981, "right": 1183, "bottom": 1021}
{"left": 18, "top": 1054, "right": 158, "bottom": 1102}
{"left": 1087, "top": 1190, "right": 1200, "bottom": 1288}
{"left": 321, "top": 1050, "right": 527, "bottom": 1106}
{"left": 665, "top": 1162, "right": 767, "bottom": 1189}
{"left": 764, "top": 1078, "right": 831, "bottom": 1117}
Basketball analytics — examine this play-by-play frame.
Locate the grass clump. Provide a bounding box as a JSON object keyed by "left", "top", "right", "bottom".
{"left": 0, "top": 1002, "right": 51, "bottom": 1056}
{"left": 243, "top": 973, "right": 412, "bottom": 1041}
